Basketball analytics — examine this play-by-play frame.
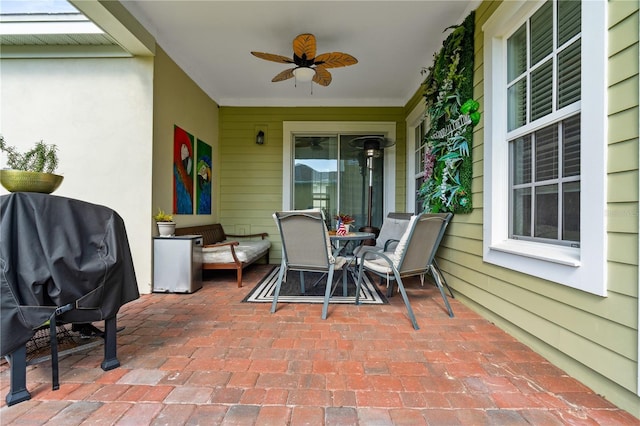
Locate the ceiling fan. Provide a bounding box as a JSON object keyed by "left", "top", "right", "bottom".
{"left": 251, "top": 33, "right": 357, "bottom": 86}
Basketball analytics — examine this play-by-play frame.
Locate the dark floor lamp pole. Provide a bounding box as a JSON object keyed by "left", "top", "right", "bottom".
{"left": 366, "top": 155, "right": 374, "bottom": 228}
{"left": 349, "top": 136, "right": 395, "bottom": 245}
{"left": 359, "top": 154, "right": 379, "bottom": 245}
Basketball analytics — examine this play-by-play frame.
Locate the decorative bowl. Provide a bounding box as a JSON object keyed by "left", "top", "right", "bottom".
{"left": 0, "top": 169, "right": 64, "bottom": 194}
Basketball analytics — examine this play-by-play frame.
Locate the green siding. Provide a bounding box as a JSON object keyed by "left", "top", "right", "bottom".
{"left": 218, "top": 106, "right": 406, "bottom": 263}
{"left": 434, "top": 0, "right": 639, "bottom": 417}
{"left": 214, "top": 0, "right": 640, "bottom": 416}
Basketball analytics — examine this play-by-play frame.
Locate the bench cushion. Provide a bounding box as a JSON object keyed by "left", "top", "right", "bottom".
{"left": 175, "top": 223, "right": 270, "bottom": 287}
{"left": 202, "top": 239, "right": 271, "bottom": 264}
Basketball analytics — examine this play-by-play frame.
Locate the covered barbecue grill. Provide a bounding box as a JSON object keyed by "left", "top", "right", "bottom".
{"left": 0, "top": 192, "right": 140, "bottom": 405}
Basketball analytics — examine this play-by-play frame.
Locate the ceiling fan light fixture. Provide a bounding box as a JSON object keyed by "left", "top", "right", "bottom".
{"left": 293, "top": 67, "right": 315, "bottom": 83}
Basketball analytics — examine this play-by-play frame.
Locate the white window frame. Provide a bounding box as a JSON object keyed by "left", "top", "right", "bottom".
{"left": 482, "top": 0, "right": 607, "bottom": 296}
{"left": 406, "top": 98, "right": 427, "bottom": 214}
{"left": 282, "top": 122, "right": 396, "bottom": 217}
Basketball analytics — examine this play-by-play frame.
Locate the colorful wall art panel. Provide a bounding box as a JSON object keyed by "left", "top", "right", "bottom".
{"left": 196, "top": 138, "right": 212, "bottom": 215}
{"left": 173, "top": 125, "right": 194, "bottom": 214}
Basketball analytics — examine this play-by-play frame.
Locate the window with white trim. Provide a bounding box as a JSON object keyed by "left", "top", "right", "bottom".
{"left": 483, "top": 0, "right": 606, "bottom": 295}
{"left": 413, "top": 118, "right": 428, "bottom": 213}
{"left": 506, "top": 0, "right": 581, "bottom": 247}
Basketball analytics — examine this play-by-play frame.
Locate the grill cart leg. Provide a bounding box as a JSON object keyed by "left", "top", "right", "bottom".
{"left": 5, "top": 345, "right": 31, "bottom": 406}
{"left": 101, "top": 316, "right": 120, "bottom": 371}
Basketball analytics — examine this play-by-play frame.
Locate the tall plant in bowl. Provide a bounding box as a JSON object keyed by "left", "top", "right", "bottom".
{"left": 0, "top": 136, "right": 63, "bottom": 194}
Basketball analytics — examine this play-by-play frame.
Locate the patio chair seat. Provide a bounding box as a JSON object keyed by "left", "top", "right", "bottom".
{"left": 355, "top": 212, "right": 454, "bottom": 330}
{"left": 355, "top": 212, "right": 455, "bottom": 299}
{"left": 353, "top": 212, "right": 413, "bottom": 257}
{"left": 271, "top": 210, "right": 348, "bottom": 320}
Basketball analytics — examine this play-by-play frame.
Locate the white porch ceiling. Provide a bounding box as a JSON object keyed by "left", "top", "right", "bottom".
{"left": 117, "top": 1, "right": 478, "bottom": 107}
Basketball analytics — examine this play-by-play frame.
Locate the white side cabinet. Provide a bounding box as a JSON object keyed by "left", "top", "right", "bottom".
{"left": 153, "top": 235, "right": 203, "bottom": 293}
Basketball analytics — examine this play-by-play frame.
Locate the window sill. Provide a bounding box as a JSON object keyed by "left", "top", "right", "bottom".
{"left": 489, "top": 240, "right": 580, "bottom": 267}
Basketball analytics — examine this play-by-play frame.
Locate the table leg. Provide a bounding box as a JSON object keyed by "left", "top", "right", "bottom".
{"left": 342, "top": 268, "right": 348, "bottom": 296}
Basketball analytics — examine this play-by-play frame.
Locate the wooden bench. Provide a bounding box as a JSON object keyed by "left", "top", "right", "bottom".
{"left": 175, "top": 224, "right": 270, "bottom": 287}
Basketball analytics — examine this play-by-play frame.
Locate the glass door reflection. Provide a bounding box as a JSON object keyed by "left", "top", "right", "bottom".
{"left": 293, "top": 134, "right": 384, "bottom": 230}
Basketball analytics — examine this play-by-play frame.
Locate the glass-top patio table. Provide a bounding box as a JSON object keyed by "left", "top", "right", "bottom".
{"left": 328, "top": 231, "right": 375, "bottom": 296}
{"left": 329, "top": 231, "right": 375, "bottom": 251}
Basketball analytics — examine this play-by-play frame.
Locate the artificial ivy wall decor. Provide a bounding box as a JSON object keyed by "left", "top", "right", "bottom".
{"left": 418, "top": 11, "right": 478, "bottom": 214}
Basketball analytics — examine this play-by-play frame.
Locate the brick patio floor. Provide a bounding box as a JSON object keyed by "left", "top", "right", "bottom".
{"left": 1, "top": 264, "right": 638, "bottom": 425}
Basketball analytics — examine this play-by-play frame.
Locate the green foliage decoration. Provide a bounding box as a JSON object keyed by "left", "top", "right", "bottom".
{"left": 418, "top": 11, "right": 478, "bottom": 214}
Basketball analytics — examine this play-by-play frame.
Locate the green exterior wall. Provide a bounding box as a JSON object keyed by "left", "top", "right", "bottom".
{"left": 433, "top": 0, "right": 639, "bottom": 417}
{"left": 218, "top": 107, "right": 406, "bottom": 263}
{"left": 216, "top": 1, "right": 639, "bottom": 416}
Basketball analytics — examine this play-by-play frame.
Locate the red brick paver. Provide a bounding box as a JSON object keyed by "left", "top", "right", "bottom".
{"left": 1, "top": 265, "right": 638, "bottom": 425}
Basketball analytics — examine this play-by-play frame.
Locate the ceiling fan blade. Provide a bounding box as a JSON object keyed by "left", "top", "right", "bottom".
{"left": 314, "top": 52, "right": 358, "bottom": 68}
{"left": 292, "top": 33, "right": 316, "bottom": 65}
{"left": 312, "top": 67, "right": 332, "bottom": 86}
{"left": 251, "top": 51, "right": 294, "bottom": 64}
{"left": 272, "top": 68, "right": 295, "bottom": 82}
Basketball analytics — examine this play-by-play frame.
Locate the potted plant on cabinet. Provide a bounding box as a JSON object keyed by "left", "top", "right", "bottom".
{"left": 0, "top": 136, "right": 63, "bottom": 194}
{"left": 153, "top": 208, "right": 175, "bottom": 237}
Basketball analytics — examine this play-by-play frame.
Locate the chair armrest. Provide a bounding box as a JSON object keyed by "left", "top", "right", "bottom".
{"left": 383, "top": 239, "right": 400, "bottom": 251}
{"left": 204, "top": 241, "right": 239, "bottom": 248}
{"left": 225, "top": 232, "right": 269, "bottom": 240}
{"left": 362, "top": 250, "right": 393, "bottom": 264}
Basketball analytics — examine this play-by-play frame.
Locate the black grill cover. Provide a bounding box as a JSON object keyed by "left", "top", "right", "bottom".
{"left": 1, "top": 193, "right": 140, "bottom": 357}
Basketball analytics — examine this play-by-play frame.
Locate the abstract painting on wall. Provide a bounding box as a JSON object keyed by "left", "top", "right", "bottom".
{"left": 173, "top": 125, "right": 194, "bottom": 214}
{"left": 196, "top": 138, "right": 212, "bottom": 215}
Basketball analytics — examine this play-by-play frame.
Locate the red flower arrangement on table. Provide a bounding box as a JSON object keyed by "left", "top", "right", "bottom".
{"left": 335, "top": 213, "right": 355, "bottom": 225}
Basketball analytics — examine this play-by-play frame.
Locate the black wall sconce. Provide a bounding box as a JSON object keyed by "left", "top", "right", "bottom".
{"left": 256, "top": 130, "right": 265, "bottom": 145}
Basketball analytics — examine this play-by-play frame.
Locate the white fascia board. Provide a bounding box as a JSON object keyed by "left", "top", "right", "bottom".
{"left": 69, "top": 0, "right": 154, "bottom": 56}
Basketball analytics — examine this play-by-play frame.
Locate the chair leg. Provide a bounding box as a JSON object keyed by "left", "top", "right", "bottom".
{"left": 321, "top": 267, "right": 335, "bottom": 320}
{"left": 270, "top": 263, "right": 286, "bottom": 313}
{"left": 432, "top": 259, "right": 454, "bottom": 298}
{"left": 355, "top": 263, "right": 364, "bottom": 305}
{"left": 393, "top": 272, "right": 419, "bottom": 330}
{"left": 386, "top": 281, "right": 395, "bottom": 298}
{"left": 430, "top": 264, "right": 454, "bottom": 317}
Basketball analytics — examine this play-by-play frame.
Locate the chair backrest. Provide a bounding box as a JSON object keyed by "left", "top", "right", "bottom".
{"left": 375, "top": 212, "right": 413, "bottom": 250}
{"left": 273, "top": 210, "right": 333, "bottom": 271}
{"left": 394, "top": 212, "right": 453, "bottom": 275}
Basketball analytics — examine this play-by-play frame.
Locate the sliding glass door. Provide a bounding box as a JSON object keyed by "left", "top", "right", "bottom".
{"left": 293, "top": 134, "right": 384, "bottom": 230}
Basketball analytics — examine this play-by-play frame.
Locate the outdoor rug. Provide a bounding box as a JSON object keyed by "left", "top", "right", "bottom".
{"left": 243, "top": 266, "right": 388, "bottom": 305}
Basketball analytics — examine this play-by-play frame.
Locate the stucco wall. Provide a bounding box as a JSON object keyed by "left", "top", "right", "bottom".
{"left": 0, "top": 56, "right": 154, "bottom": 296}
